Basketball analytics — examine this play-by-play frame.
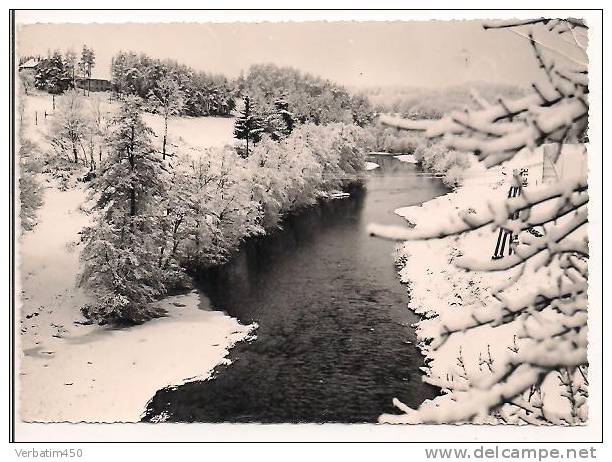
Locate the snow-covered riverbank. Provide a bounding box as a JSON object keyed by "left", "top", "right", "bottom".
{"left": 18, "top": 182, "right": 255, "bottom": 422}
{"left": 380, "top": 145, "right": 588, "bottom": 424}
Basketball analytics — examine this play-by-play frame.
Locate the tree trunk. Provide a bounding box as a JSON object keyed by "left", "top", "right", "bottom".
{"left": 162, "top": 115, "right": 168, "bottom": 160}
{"left": 72, "top": 143, "right": 78, "bottom": 163}
{"left": 130, "top": 188, "right": 136, "bottom": 218}
{"left": 129, "top": 126, "right": 136, "bottom": 218}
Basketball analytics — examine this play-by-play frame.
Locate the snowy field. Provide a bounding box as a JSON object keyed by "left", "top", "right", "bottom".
{"left": 18, "top": 93, "right": 252, "bottom": 422}
{"left": 20, "top": 91, "right": 236, "bottom": 155}
{"left": 142, "top": 113, "right": 236, "bottom": 150}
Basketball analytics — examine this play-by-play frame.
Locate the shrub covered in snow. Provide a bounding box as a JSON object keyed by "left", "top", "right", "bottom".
{"left": 367, "top": 123, "right": 426, "bottom": 154}
{"left": 18, "top": 139, "right": 44, "bottom": 233}
{"left": 48, "top": 90, "right": 110, "bottom": 171}
{"left": 414, "top": 141, "right": 475, "bottom": 188}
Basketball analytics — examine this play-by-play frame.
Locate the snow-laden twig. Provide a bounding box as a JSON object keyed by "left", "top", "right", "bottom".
{"left": 374, "top": 19, "right": 589, "bottom": 425}
{"left": 368, "top": 179, "right": 587, "bottom": 241}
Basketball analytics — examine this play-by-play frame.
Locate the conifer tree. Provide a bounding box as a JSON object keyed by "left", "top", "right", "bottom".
{"left": 79, "top": 45, "right": 96, "bottom": 96}
{"left": 34, "top": 50, "right": 70, "bottom": 94}
{"left": 233, "top": 95, "right": 264, "bottom": 157}
{"left": 64, "top": 49, "right": 78, "bottom": 89}
{"left": 79, "top": 96, "right": 168, "bottom": 324}
{"left": 273, "top": 96, "right": 294, "bottom": 137}
{"left": 262, "top": 96, "right": 295, "bottom": 141}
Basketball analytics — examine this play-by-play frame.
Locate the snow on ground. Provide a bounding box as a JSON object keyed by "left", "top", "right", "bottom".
{"left": 20, "top": 91, "right": 236, "bottom": 153}
{"left": 365, "top": 161, "right": 380, "bottom": 171}
{"left": 18, "top": 178, "right": 255, "bottom": 423}
{"left": 142, "top": 113, "right": 236, "bottom": 151}
{"left": 394, "top": 154, "right": 418, "bottom": 164}
{"left": 18, "top": 93, "right": 253, "bottom": 422}
{"left": 379, "top": 145, "right": 586, "bottom": 424}
{"left": 368, "top": 151, "right": 404, "bottom": 156}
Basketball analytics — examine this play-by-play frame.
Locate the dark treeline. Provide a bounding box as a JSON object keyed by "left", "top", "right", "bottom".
{"left": 111, "top": 51, "right": 236, "bottom": 117}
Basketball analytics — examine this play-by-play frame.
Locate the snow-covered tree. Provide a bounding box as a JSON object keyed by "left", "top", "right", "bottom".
{"left": 263, "top": 96, "right": 295, "bottom": 140}
{"left": 248, "top": 134, "right": 320, "bottom": 228}
{"left": 370, "top": 18, "right": 589, "bottom": 424}
{"left": 19, "top": 71, "right": 35, "bottom": 96}
{"left": 48, "top": 90, "right": 88, "bottom": 164}
{"left": 152, "top": 153, "right": 197, "bottom": 286}
{"left": 79, "top": 96, "right": 169, "bottom": 324}
{"left": 83, "top": 95, "right": 110, "bottom": 170}
{"left": 295, "top": 123, "right": 370, "bottom": 192}
{"left": 79, "top": 45, "right": 96, "bottom": 96}
{"left": 148, "top": 75, "right": 184, "bottom": 159}
{"left": 234, "top": 95, "right": 264, "bottom": 157}
{"left": 110, "top": 51, "right": 235, "bottom": 116}
{"left": 19, "top": 139, "right": 44, "bottom": 233}
{"left": 34, "top": 51, "right": 71, "bottom": 94}
{"left": 64, "top": 49, "right": 78, "bottom": 88}
{"left": 350, "top": 93, "right": 375, "bottom": 127}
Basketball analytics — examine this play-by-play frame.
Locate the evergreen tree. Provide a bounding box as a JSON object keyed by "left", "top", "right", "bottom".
{"left": 79, "top": 45, "right": 96, "bottom": 96}
{"left": 34, "top": 51, "right": 71, "bottom": 94}
{"left": 233, "top": 95, "right": 264, "bottom": 157}
{"left": 64, "top": 49, "right": 78, "bottom": 88}
{"left": 274, "top": 96, "right": 295, "bottom": 138}
{"left": 110, "top": 53, "right": 129, "bottom": 98}
{"left": 79, "top": 96, "right": 169, "bottom": 324}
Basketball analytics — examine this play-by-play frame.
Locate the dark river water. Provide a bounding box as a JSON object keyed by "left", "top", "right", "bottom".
{"left": 143, "top": 155, "right": 447, "bottom": 423}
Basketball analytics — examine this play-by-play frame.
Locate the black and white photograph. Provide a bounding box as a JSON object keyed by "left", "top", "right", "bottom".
{"left": 7, "top": 7, "right": 604, "bottom": 449}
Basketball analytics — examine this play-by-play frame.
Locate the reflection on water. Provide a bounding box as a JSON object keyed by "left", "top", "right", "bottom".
{"left": 143, "top": 155, "right": 448, "bottom": 423}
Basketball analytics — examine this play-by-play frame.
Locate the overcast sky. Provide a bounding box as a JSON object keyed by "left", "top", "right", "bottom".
{"left": 16, "top": 20, "right": 588, "bottom": 88}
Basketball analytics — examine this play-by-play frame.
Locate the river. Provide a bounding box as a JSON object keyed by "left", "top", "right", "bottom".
{"left": 143, "top": 154, "right": 448, "bottom": 423}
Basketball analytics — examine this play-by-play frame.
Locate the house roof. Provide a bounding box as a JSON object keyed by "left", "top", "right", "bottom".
{"left": 19, "top": 58, "right": 39, "bottom": 69}
{"left": 91, "top": 66, "right": 112, "bottom": 81}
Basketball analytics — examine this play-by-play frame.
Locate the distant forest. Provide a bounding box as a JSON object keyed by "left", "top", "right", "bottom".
{"left": 360, "top": 82, "right": 528, "bottom": 119}
{"left": 28, "top": 48, "right": 527, "bottom": 125}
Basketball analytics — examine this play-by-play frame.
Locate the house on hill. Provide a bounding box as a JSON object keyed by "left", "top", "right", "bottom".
{"left": 18, "top": 58, "right": 40, "bottom": 75}
{"left": 75, "top": 68, "right": 112, "bottom": 93}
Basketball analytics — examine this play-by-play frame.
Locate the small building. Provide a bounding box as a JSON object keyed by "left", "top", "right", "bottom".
{"left": 18, "top": 58, "right": 40, "bottom": 75}
{"left": 75, "top": 76, "right": 112, "bottom": 93}
{"left": 75, "top": 67, "right": 112, "bottom": 93}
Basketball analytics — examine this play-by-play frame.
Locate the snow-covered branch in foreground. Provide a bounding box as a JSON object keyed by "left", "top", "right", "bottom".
{"left": 374, "top": 19, "right": 589, "bottom": 425}
{"left": 368, "top": 178, "right": 587, "bottom": 242}
{"left": 482, "top": 18, "right": 587, "bottom": 32}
